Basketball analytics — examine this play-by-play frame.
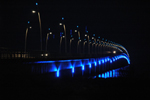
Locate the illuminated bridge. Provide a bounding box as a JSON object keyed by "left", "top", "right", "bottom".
{"left": 1, "top": 38, "right": 130, "bottom": 79}
{"left": 1, "top": 44, "right": 130, "bottom": 79}
{"left": 26, "top": 53, "right": 130, "bottom": 78}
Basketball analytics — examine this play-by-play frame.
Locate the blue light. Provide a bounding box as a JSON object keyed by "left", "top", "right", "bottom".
{"left": 72, "top": 67, "right": 74, "bottom": 73}
{"left": 58, "top": 60, "right": 72, "bottom": 62}
{"left": 94, "top": 62, "right": 97, "bottom": 66}
{"left": 62, "top": 17, "right": 64, "bottom": 20}
{"left": 98, "top": 74, "right": 101, "bottom": 78}
{"left": 28, "top": 21, "right": 30, "bottom": 24}
{"left": 105, "top": 58, "right": 107, "bottom": 62}
{"left": 107, "top": 71, "right": 109, "bottom": 78}
{"left": 48, "top": 28, "right": 50, "bottom": 30}
{"left": 71, "top": 35, "right": 73, "bottom": 37}
{"left": 105, "top": 72, "right": 107, "bottom": 78}
{"left": 82, "top": 65, "right": 84, "bottom": 70}
{"left": 84, "top": 39, "right": 86, "bottom": 40}
{"left": 110, "top": 71, "right": 112, "bottom": 77}
{"left": 113, "top": 70, "right": 115, "bottom": 77}
{"left": 98, "top": 36, "right": 100, "bottom": 38}
{"left": 89, "top": 40, "right": 91, "bottom": 42}
{"left": 110, "top": 59, "right": 112, "bottom": 63}
{"left": 93, "top": 76, "right": 96, "bottom": 79}
{"left": 107, "top": 58, "right": 109, "bottom": 61}
{"left": 112, "top": 58, "right": 115, "bottom": 61}
{"left": 93, "top": 34, "right": 95, "bottom": 36}
{"left": 102, "top": 73, "right": 105, "bottom": 78}
{"left": 89, "top": 63, "right": 91, "bottom": 68}
{"left": 86, "top": 31, "right": 88, "bottom": 33}
{"left": 53, "top": 34, "right": 55, "bottom": 38}
{"left": 78, "top": 37, "right": 80, "bottom": 39}
{"left": 36, "top": 3, "right": 38, "bottom": 5}
{"left": 77, "top": 25, "right": 79, "bottom": 28}
{"left": 60, "top": 32, "right": 62, "bottom": 37}
{"left": 31, "top": 54, "right": 130, "bottom": 78}
{"left": 34, "top": 61, "right": 55, "bottom": 63}
{"left": 72, "top": 59, "right": 82, "bottom": 61}
{"left": 115, "top": 57, "right": 117, "bottom": 60}
{"left": 102, "top": 59, "right": 104, "bottom": 63}
{"left": 56, "top": 70, "right": 59, "bottom": 77}
{"left": 117, "top": 55, "right": 130, "bottom": 64}
{"left": 98, "top": 61, "right": 101, "bottom": 65}
{"left": 70, "top": 30, "right": 72, "bottom": 35}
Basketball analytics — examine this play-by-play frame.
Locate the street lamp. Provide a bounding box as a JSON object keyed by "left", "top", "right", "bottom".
{"left": 92, "top": 42, "right": 95, "bottom": 54}
{"left": 59, "top": 31, "right": 66, "bottom": 54}
{"left": 25, "top": 21, "right": 32, "bottom": 53}
{"left": 59, "top": 18, "right": 67, "bottom": 54}
{"left": 32, "top": 3, "right": 42, "bottom": 51}
{"left": 91, "top": 36, "right": 96, "bottom": 54}
{"left": 76, "top": 30, "right": 81, "bottom": 54}
{"left": 75, "top": 30, "right": 77, "bottom": 32}
{"left": 32, "top": 10, "right": 36, "bottom": 13}
{"left": 59, "top": 23, "right": 62, "bottom": 25}
{"left": 83, "top": 41, "right": 87, "bottom": 54}
{"left": 46, "top": 32, "right": 52, "bottom": 51}
{"left": 94, "top": 39, "right": 97, "bottom": 54}
{"left": 32, "top": 9, "right": 42, "bottom": 51}
{"left": 59, "top": 32, "right": 63, "bottom": 54}
{"left": 70, "top": 38, "right": 74, "bottom": 54}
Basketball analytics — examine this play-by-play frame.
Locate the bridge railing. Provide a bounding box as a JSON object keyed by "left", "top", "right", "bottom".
{"left": 0, "top": 43, "right": 127, "bottom": 59}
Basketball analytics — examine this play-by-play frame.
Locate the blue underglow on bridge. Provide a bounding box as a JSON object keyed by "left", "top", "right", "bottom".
{"left": 30, "top": 53, "right": 130, "bottom": 78}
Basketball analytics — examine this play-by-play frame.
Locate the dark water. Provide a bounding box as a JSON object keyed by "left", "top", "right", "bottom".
{"left": 2, "top": 62, "right": 150, "bottom": 99}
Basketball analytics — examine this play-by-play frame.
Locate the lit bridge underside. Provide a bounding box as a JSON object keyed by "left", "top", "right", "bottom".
{"left": 25, "top": 53, "right": 130, "bottom": 79}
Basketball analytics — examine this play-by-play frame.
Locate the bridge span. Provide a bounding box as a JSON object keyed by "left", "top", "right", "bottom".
{"left": 1, "top": 41, "right": 130, "bottom": 80}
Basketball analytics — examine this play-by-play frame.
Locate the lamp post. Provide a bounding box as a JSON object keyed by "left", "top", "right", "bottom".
{"left": 32, "top": 3, "right": 42, "bottom": 51}
{"left": 63, "top": 24, "right": 67, "bottom": 54}
{"left": 94, "top": 39, "right": 97, "bottom": 54}
{"left": 87, "top": 35, "right": 90, "bottom": 54}
{"left": 83, "top": 41, "right": 87, "bottom": 54}
{"left": 76, "top": 30, "right": 81, "bottom": 54}
{"left": 77, "top": 39, "right": 81, "bottom": 54}
{"left": 92, "top": 42, "right": 95, "bottom": 54}
{"left": 25, "top": 21, "right": 32, "bottom": 53}
{"left": 101, "top": 38, "right": 104, "bottom": 56}
{"left": 60, "top": 36, "right": 63, "bottom": 54}
{"left": 105, "top": 39, "right": 107, "bottom": 52}
{"left": 92, "top": 36, "right": 96, "bottom": 54}
{"left": 59, "top": 19, "right": 67, "bottom": 54}
{"left": 32, "top": 9, "right": 42, "bottom": 51}
{"left": 59, "top": 32, "right": 63, "bottom": 54}
{"left": 84, "top": 33, "right": 90, "bottom": 54}
{"left": 89, "top": 41, "right": 92, "bottom": 54}
{"left": 96, "top": 39, "right": 99, "bottom": 54}
{"left": 45, "top": 32, "right": 52, "bottom": 51}
{"left": 70, "top": 38, "right": 74, "bottom": 54}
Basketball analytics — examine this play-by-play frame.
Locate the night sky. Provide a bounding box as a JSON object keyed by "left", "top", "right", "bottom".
{"left": 1, "top": 1, "right": 150, "bottom": 65}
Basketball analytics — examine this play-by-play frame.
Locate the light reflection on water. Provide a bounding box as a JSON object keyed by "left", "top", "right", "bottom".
{"left": 92, "top": 65, "right": 130, "bottom": 79}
